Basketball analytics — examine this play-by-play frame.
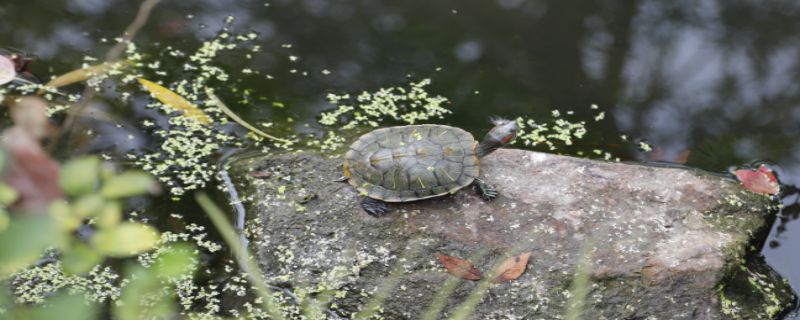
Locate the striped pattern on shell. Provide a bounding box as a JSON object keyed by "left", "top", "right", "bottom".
{"left": 344, "top": 124, "right": 479, "bottom": 202}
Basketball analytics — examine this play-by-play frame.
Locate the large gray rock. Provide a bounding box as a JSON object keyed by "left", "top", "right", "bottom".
{"left": 228, "top": 149, "right": 794, "bottom": 319}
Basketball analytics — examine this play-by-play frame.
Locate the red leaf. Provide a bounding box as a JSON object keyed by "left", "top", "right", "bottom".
{"left": 0, "top": 55, "right": 15, "bottom": 85}
{"left": 2, "top": 127, "right": 63, "bottom": 211}
{"left": 735, "top": 165, "right": 779, "bottom": 195}
{"left": 494, "top": 251, "right": 532, "bottom": 283}
{"left": 436, "top": 252, "right": 482, "bottom": 281}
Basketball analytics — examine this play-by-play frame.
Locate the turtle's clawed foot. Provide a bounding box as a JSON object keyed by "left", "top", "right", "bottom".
{"left": 361, "top": 197, "right": 389, "bottom": 217}
{"left": 473, "top": 178, "right": 497, "bottom": 201}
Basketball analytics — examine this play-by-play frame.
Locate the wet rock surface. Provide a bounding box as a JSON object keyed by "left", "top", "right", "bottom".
{"left": 228, "top": 149, "right": 794, "bottom": 319}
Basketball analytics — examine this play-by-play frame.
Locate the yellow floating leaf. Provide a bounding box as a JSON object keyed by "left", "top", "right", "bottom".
{"left": 41, "top": 62, "right": 124, "bottom": 91}
{"left": 138, "top": 78, "right": 212, "bottom": 125}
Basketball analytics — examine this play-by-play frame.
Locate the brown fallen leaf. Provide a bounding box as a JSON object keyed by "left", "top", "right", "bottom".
{"left": 494, "top": 251, "right": 532, "bottom": 283}
{"left": 735, "top": 165, "right": 779, "bottom": 195}
{"left": 436, "top": 252, "right": 482, "bottom": 281}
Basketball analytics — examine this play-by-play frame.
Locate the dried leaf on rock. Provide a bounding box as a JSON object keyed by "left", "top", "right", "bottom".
{"left": 138, "top": 78, "right": 212, "bottom": 125}
{"left": 436, "top": 252, "right": 483, "bottom": 280}
{"left": 0, "top": 55, "right": 15, "bottom": 85}
{"left": 735, "top": 165, "right": 779, "bottom": 195}
{"left": 494, "top": 251, "right": 531, "bottom": 283}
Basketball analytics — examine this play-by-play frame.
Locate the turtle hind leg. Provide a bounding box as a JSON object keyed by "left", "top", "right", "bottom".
{"left": 361, "top": 197, "right": 389, "bottom": 217}
{"left": 473, "top": 178, "right": 498, "bottom": 201}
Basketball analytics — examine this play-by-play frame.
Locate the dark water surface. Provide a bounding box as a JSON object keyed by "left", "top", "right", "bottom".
{"left": 2, "top": 0, "right": 800, "bottom": 316}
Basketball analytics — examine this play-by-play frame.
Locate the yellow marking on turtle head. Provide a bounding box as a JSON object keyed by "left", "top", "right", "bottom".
{"left": 416, "top": 176, "right": 426, "bottom": 189}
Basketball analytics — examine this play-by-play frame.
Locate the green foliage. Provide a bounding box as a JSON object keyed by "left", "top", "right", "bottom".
{"left": 0, "top": 216, "right": 65, "bottom": 279}
{"left": 116, "top": 245, "right": 197, "bottom": 320}
{"left": 99, "top": 171, "right": 157, "bottom": 198}
{"left": 0, "top": 183, "right": 19, "bottom": 204}
{"left": 92, "top": 222, "right": 159, "bottom": 257}
{"left": 60, "top": 243, "right": 102, "bottom": 275}
{"left": 59, "top": 156, "right": 100, "bottom": 196}
{"left": 151, "top": 243, "right": 196, "bottom": 279}
{"left": 14, "top": 292, "right": 98, "bottom": 320}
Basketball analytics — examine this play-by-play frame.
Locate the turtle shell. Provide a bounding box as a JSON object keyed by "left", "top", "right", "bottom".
{"left": 343, "top": 124, "right": 479, "bottom": 202}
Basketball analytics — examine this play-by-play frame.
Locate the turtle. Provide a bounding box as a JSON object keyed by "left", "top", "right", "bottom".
{"left": 340, "top": 119, "right": 518, "bottom": 217}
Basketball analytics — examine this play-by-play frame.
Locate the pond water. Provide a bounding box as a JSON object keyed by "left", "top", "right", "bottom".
{"left": 2, "top": 0, "right": 800, "bottom": 317}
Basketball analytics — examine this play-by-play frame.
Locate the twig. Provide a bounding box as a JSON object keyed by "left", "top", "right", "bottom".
{"left": 49, "top": 0, "right": 161, "bottom": 151}
{"left": 205, "top": 87, "right": 295, "bottom": 144}
{"left": 195, "top": 192, "right": 286, "bottom": 320}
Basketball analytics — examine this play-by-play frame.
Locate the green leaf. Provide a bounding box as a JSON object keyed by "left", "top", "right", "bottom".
{"left": 59, "top": 156, "right": 100, "bottom": 196}
{"left": 153, "top": 243, "right": 197, "bottom": 279}
{"left": 92, "top": 222, "right": 159, "bottom": 257}
{"left": 49, "top": 201, "right": 81, "bottom": 231}
{"left": 61, "top": 242, "right": 101, "bottom": 275}
{"left": 72, "top": 194, "right": 105, "bottom": 218}
{"left": 100, "top": 171, "right": 158, "bottom": 199}
{"left": 116, "top": 265, "right": 172, "bottom": 320}
{"left": 0, "top": 148, "right": 7, "bottom": 175}
{"left": 0, "top": 208, "right": 8, "bottom": 231}
{"left": 18, "top": 291, "right": 98, "bottom": 320}
{"left": 95, "top": 201, "right": 121, "bottom": 229}
{"left": 0, "top": 216, "right": 65, "bottom": 279}
{"left": 0, "top": 182, "right": 18, "bottom": 204}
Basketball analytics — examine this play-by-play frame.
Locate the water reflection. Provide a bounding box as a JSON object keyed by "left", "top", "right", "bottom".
{"left": 1, "top": 0, "right": 800, "bottom": 315}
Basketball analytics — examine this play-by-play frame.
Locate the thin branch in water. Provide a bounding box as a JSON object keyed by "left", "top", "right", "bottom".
{"left": 50, "top": 0, "right": 161, "bottom": 151}
{"left": 205, "top": 87, "right": 295, "bottom": 145}
{"left": 195, "top": 192, "right": 286, "bottom": 320}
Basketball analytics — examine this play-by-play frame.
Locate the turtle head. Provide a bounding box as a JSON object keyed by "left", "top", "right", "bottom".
{"left": 476, "top": 118, "right": 518, "bottom": 157}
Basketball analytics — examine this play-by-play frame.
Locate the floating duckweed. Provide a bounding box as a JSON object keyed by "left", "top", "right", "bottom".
{"left": 639, "top": 141, "right": 653, "bottom": 152}
{"left": 320, "top": 78, "right": 450, "bottom": 129}
{"left": 12, "top": 262, "right": 123, "bottom": 304}
{"left": 515, "top": 115, "right": 587, "bottom": 151}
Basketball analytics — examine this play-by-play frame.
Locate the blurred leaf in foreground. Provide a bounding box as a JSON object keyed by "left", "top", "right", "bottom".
{"left": 61, "top": 242, "right": 102, "bottom": 275}
{"left": 9, "top": 96, "right": 50, "bottom": 140}
{"left": 59, "top": 156, "right": 100, "bottom": 196}
{"left": 0, "top": 55, "right": 15, "bottom": 85}
{"left": 0, "top": 215, "right": 64, "bottom": 279}
{"left": 116, "top": 245, "right": 197, "bottom": 320}
{"left": 99, "top": 171, "right": 158, "bottom": 198}
{"left": 138, "top": 78, "right": 212, "bottom": 125}
{"left": 152, "top": 243, "right": 197, "bottom": 279}
{"left": 92, "top": 222, "right": 159, "bottom": 257}
{"left": 15, "top": 291, "right": 97, "bottom": 320}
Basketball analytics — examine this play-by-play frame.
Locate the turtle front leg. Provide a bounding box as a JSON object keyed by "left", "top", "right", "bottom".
{"left": 473, "top": 178, "right": 497, "bottom": 201}
{"left": 361, "top": 197, "right": 389, "bottom": 217}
